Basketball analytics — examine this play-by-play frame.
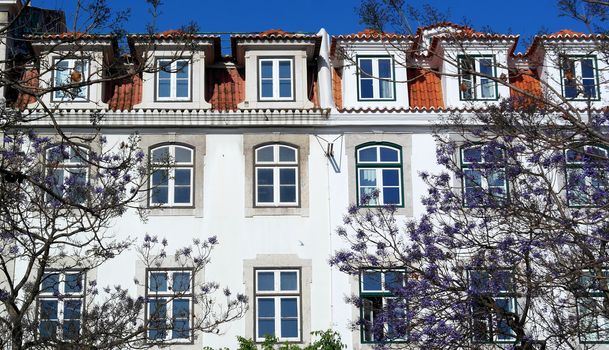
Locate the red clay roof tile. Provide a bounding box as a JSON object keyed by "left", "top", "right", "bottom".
{"left": 408, "top": 68, "right": 444, "bottom": 109}
{"left": 510, "top": 69, "right": 543, "bottom": 107}
{"left": 106, "top": 73, "right": 142, "bottom": 111}
{"left": 206, "top": 66, "right": 245, "bottom": 111}
{"left": 14, "top": 68, "right": 39, "bottom": 109}
{"left": 332, "top": 68, "right": 343, "bottom": 110}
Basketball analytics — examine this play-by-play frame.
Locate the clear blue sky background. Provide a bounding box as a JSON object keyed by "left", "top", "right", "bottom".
{"left": 34, "top": 0, "right": 590, "bottom": 54}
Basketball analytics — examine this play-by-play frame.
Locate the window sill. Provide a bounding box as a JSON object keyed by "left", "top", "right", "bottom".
{"left": 245, "top": 206, "right": 308, "bottom": 217}
{"left": 146, "top": 206, "right": 202, "bottom": 217}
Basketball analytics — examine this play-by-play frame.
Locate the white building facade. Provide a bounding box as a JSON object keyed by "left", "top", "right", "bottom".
{"left": 2, "top": 4, "right": 609, "bottom": 348}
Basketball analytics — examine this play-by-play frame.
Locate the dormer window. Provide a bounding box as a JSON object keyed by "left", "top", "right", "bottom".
{"left": 561, "top": 56, "right": 599, "bottom": 100}
{"left": 458, "top": 55, "right": 497, "bottom": 100}
{"left": 259, "top": 58, "right": 294, "bottom": 101}
{"left": 156, "top": 59, "right": 191, "bottom": 101}
{"left": 52, "top": 58, "right": 89, "bottom": 101}
{"left": 357, "top": 56, "right": 395, "bottom": 101}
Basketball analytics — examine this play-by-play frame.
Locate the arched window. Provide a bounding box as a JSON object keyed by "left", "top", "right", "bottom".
{"left": 356, "top": 143, "right": 402, "bottom": 206}
{"left": 45, "top": 145, "right": 89, "bottom": 203}
{"left": 565, "top": 145, "right": 609, "bottom": 207}
{"left": 254, "top": 144, "right": 298, "bottom": 206}
{"left": 149, "top": 144, "right": 194, "bottom": 206}
{"left": 460, "top": 144, "right": 507, "bottom": 207}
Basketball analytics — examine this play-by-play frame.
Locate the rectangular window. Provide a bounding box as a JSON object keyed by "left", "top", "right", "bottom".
{"left": 254, "top": 144, "right": 299, "bottom": 206}
{"left": 357, "top": 56, "right": 395, "bottom": 101}
{"left": 359, "top": 269, "right": 406, "bottom": 343}
{"left": 255, "top": 269, "right": 301, "bottom": 342}
{"left": 562, "top": 56, "right": 599, "bottom": 100}
{"left": 258, "top": 58, "right": 294, "bottom": 101}
{"left": 38, "top": 271, "right": 85, "bottom": 340}
{"left": 356, "top": 144, "right": 403, "bottom": 206}
{"left": 459, "top": 56, "right": 497, "bottom": 100}
{"left": 565, "top": 145, "right": 609, "bottom": 207}
{"left": 468, "top": 270, "right": 516, "bottom": 343}
{"left": 149, "top": 145, "right": 194, "bottom": 207}
{"left": 146, "top": 269, "right": 193, "bottom": 342}
{"left": 461, "top": 145, "right": 507, "bottom": 207}
{"left": 156, "top": 59, "right": 191, "bottom": 101}
{"left": 578, "top": 270, "right": 609, "bottom": 342}
{"left": 52, "top": 58, "right": 89, "bottom": 101}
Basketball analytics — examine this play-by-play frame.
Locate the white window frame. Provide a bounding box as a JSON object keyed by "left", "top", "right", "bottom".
{"left": 258, "top": 58, "right": 294, "bottom": 101}
{"left": 149, "top": 144, "right": 194, "bottom": 207}
{"left": 145, "top": 269, "right": 194, "bottom": 343}
{"left": 254, "top": 144, "right": 299, "bottom": 207}
{"left": 459, "top": 55, "right": 497, "bottom": 100}
{"left": 357, "top": 56, "right": 395, "bottom": 101}
{"left": 156, "top": 59, "right": 191, "bottom": 101}
{"left": 45, "top": 145, "right": 89, "bottom": 203}
{"left": 468, "top": 270, "right": 516, "bottom": 343}
{"left": 565, "top": 145, "right": 609, "bottom": 207}
{"left": 356, "top": 144, "right": 403, "bottom": 206}
{"left": 359, "top": 269, "right": 407, "bottom": 343}
{"left": 254, "top": 269, "right": 301, "bottom": 342}
{"left": 461, "top": 145, "right": 508, "bottom": 207}
{"left": 52, "top": 57, "right": 90, "bottom": 101}
{"left": 38, "top": 271, "right": 85, "bottom": 340}
{"left": 561, "top": 56, "right": 599, "bottom": 100}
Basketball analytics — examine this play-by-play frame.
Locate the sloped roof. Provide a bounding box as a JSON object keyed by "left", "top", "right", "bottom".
{"left": 14, "top": 68, "right": 39, "bottom": 109}
{"left": 332, "top": 67, "right": 342, "bottom": 110}
{"left": 206, "top": 65, "right": 245, "bottom": 111}
{"left": 510, "top": 69, "right": 543, "bottom": 107}
{"left": 106, "top": 73, "right": 142, "bottom": 111}
{"left": 408, "top": 69, "right": 444, "bottom": 109}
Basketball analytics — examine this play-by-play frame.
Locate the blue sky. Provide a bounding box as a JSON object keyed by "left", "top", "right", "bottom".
{"left": 36, "top": 0, "right": 589, "bottom": 54}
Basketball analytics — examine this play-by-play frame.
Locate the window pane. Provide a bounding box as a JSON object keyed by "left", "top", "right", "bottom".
{"left": 257, "top": 169, "right": 273, "bottom": 186}
{"left": 258, "top": 272, "right": 275, "bottom": 291}
{"left": 172, "top": 272, "right": 190, "bottom": 292}
{"left": 380, "top": 147, "right": 398, "bottom": 162}
{"left": 40, "top": 320, "right": 57, "bottom": 339}
{"left": 280, "top": 271, "right": 297, "bottom": 291}
{"left": 279, "top": 80, "right": 292, "bottom": 98}
{"left": 280, "top": 186, "right": 296, "bottom": 203}
{"left": 279, "top": 168, "right": 296, "bottom": 185}
{"left": 176, "top": 79, "right": 189, "bottom": 98}
{"left": 173, "top": 319, "right": 189, "bottom": 339}
{"left": 64, "top": 300, "right": 81, "bottom": 320}
{"left": 40, "top": 300, "right": 58, "bottom": 320}
{"left": 279, "top": 146, "right": 296, "bottom": 162}
{"left": 281, "top": 298, "right": 298, "bottom": 317}
{"left": 383, "top": 187, "right": 400, "bottom": 205}
{"left": 583, "top": 78, "right": 596, "bottom": 98}
{"left": 158, "top": 79, "right": 171, "bottom": 98}
{"left": 385, "top": 271, "right": 404, "bottom": 290}
{"left": 149, "top": 299, "right": 167, "bottom": 319}
{"left": 359, "top": 169, "right": 377, "bottom": 186}
{"left": 151, "top": 187, "right": 168, "bottom": 204}
{"left": 359, "top": 59, "right": 373, "bottom": 76}
{"left": 175, "top": 169, "right": 191, "bottom": 186}
{"left": 150, "top": 272, "right": 168, "bottom": 292}
{"left": 479, "top": 59, "right": 493, "bottom": 76}
{"left": 175, "top": 147, "right": 192, "bottom": 163}
{"left": 281, "top": 319, "right": 298, "bottom": 338}
{"left": 360, "top": 79, "right": 373, "bottom": 99}
{"left": 382, "top": 169, "right": 400, "bottom": 186}
{"left": 380, "top": 79, "right": 393, "bottom": 99}
{"left": 63, "top": 320, "right": 80, "bottom": 340}
{"left": 152, "top": 147, "right": 170, "bottom": 163}
{"left": 152, "top": 170, "right": 169, "bottom": 186}
{"left": 362, "top": 271, "right": 382, "bottom": 291}
{"left": 279, "top": 61, "right": 291, "bottom": 78}
{"left": 159, "top": 60, "right": 171, "bottom": 77}
{"left": 378, "top": 59, "right": 391, "bottom": 78}
{"left": 64, "top": 273, "right": 82, "bottom": 293}
{"left": 480, "top": 78, "right": 495, "bottom": 98}
{"left": 463, "top": 147, "right": 482, "bottom": 163}
{"left": 176, "top": 61, "right": 189, "bottom": 78}
{"left": 464, "top": 169, "right": 482, "bottom": 188}
{"left": 173, "top": 299, "right": 190, "bottom": 318}
{"left": 258, "top": 298, "right": 275, "bottom": 317}
{"left": 358, "top": 147, "right": 377, "bottom": 162}
{"left": 261, "top": 61, "right": 273, "bottom": 79}
{"left": 257, "top": 186, "right": 273, "bottom": 203}
{"left": 488, "top": 171, "right": 506, "bottom": 187}
{"left": 261, "top": 80, "right": 273, "bottom": 98}
{"left": 41, "top": 273, "right": 60, "bottom": 294}
{"left": 582, "top": 59, "right": 595, "bottom": 78}
{"left": 256, "top": 146, "right": 274, "bottom": 162}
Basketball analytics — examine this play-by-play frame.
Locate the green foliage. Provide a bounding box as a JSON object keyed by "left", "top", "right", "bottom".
{"left": 227, "top": 329, "right": 345, "bottom": 350}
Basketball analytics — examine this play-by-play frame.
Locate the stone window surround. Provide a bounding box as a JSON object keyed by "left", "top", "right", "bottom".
{"left": 140, "top": 133, "right": 206, "bottom": 218}
{"left": 244, "top": 134, "right": 309, "bottom": 217}
{"left": 243, "top": 254, "right": 312, "bottom": 344}
{"left": 135, "top": 258, "right": 205, "bottom": 349}
{"left": 345, "top": 133, "right": 413, "bottom": 217}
